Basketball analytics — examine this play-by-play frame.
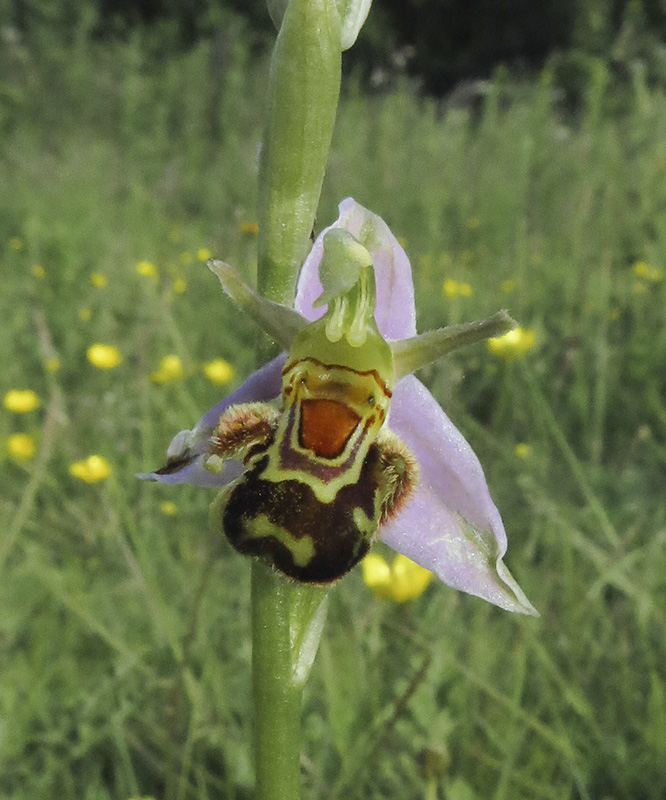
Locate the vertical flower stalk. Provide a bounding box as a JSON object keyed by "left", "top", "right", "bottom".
{"left": 257, "top": 0, "right": 341, "bottom": 306}
{"left": 253, "top": 1, "right": 341, "bottom": 797}
{"left": 252, "top": 567, "right": 328, "bottom": 799}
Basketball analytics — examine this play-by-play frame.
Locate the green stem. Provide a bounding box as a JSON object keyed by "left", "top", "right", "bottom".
{"left": 425, "top": 777, "right": 438, "bottom": 800}
{"left": 252, "top": 563, "right": 329, "bottom": 799}
{"left": 257, "top": 0, "right": 341, "bottom": 305}
{"left": 251, "top": 563, "right": 303, "bottom": 800}
{"left": 251, "top": 1, "right": 342, "bottom": 795}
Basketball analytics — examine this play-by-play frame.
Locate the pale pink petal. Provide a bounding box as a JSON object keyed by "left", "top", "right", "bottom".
{"left": 294, "top": 198, "right": 417, "bottom": 339}
{"left": 381, "top": 375, "right": 538, "bottom": 615}
{"left": 138, "top": 354, "right": 286, "bottom": 486}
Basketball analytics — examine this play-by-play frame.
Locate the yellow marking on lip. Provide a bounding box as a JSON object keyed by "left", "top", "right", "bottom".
{"left": 353, "top": 506, "right": 375, "bottom": 535}
{"left": 241, "top": 515, "right": 316, "bottom": 567}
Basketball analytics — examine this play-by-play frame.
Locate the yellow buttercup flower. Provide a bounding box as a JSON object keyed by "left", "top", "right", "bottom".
{"left": 4, "top": 389, "right": 41, "bottom": 413}
{"left": 632, "top": 261, "right": 663, "bottom": 283}
{"left": 159, "top": 500, "right": 178, "bottom": 516}
{"left": 137, "top": 260, "right": 159, "bottom": 281}
{"left": 7, "top": 433, "right": 36, "bottom": 462}
{"left": 90, "top": 272, "right": 108, "bottom": 288}
{"left": 442, "top": 278, "right": 473, "bottom": 299}
{"left": 487, "top": 327, "right": 536, "bottom": 361}
{"left": 443, "top": 278, "right": 458, "bottom": 298}
{"left": 69, "top": 455, "right": 112, "bottom": 483}
{"left": 501, "top": 279, "right": 516, "bottom": 293}
{"left": 197, "top": 247, "right": 212, "bottom": 262}
{"left": 203, "top": 358, "right": 235, "bottom": 385}
{"left": 361, "top": 553, "right": 434, "bottom": 603}
{"left": 172, "top": 277, "right": 187, "bottom": 294}
{"left": 514, "top": 443, "right": 530, "bottom": 459}
{"left": 150, "top": 354, "right": 185, "bottom": 384}
{"left": 87, "top": 344, "right": 123, "bottom": 369}
{"left": 9, "top": 236, "right": 23, "bottom": 251}
{"left": 45, "top": 357, "right": 61, "bottom": 373}
{"left": 240, "top": 221, "right": 259, "bottom": 236}
{"left": 32, "top": 263, "right": 45, "bottom": 278}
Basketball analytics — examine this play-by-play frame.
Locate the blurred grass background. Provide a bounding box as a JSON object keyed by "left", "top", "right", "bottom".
{"left": 2, "top": 7, "right": 666, "bottom": 800}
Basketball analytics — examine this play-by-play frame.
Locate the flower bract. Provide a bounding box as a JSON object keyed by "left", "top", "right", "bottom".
{"left": 140, "top": 198, "right": 537, "bottom": 615}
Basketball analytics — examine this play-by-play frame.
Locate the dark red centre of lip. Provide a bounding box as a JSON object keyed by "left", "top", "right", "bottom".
{"left": 299, "top": 399, "right": 360, "bottom": 459}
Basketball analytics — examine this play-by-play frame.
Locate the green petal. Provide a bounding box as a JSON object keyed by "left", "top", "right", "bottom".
{"left": 314, "top": 230, "right": 373, "bottom": 308}
{"left": 208, "top": 260, "right": 309, "bottom": 349}
{"left": 391, "top": 311, "right": 516, "bottom": 379}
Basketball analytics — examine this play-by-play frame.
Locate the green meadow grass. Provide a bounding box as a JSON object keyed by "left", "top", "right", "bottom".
{"left": 2, "top": 29, "right": 666, "bottom": 800}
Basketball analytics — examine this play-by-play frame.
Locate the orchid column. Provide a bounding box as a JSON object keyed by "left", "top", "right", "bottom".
{"left": 252, "top": 2, "right": 359, "bottom": 798}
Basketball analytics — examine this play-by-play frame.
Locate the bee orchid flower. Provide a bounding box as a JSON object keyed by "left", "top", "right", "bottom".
{"left": 140, "top": 198, "right": 537, "bottom": 616}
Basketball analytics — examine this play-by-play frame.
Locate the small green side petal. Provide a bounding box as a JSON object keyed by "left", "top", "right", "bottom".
{"left": 319, "top": 232, "right": 377, "bottom": 348}
{"left": 209, "top": 260, "right": 309, "bottom": 349}
{"left": 315, "top": 230, "right": 373, "bottom": 308}
{"left": 391, "top": 311, "right": 516, "bottom": 379}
